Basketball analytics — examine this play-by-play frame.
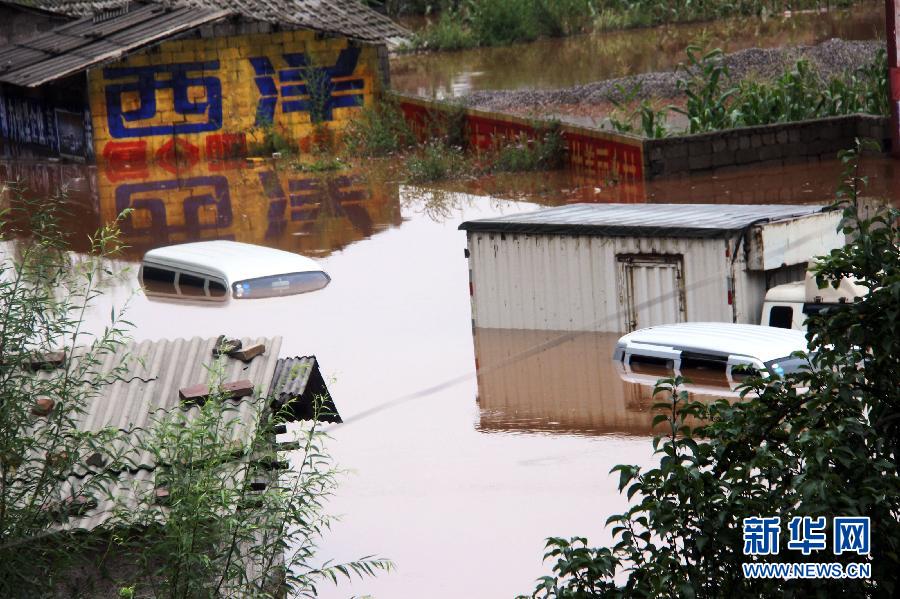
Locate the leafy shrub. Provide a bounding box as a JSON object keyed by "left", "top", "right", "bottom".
{"left": 415, "top": 10, "right": 478, "bottom": 50}
{"left": 490, "top": 124, "right": 566, "bottom": 172}
{"left": 404, "top": 141, "right": 468, "bottom": 182}
{"left": 343, "top": 98, "right": 416, "bottom": 157}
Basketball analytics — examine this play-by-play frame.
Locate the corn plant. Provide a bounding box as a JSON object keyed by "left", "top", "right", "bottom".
{"left": 609, "top": 83, "right": 669, "bottom": 138}
{"left": 674, "top": 46, "right": 739, "bottom": 133}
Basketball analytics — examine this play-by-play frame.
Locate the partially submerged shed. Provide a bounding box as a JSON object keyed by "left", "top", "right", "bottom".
{"left": 460, "top": 203, "right": 844, "bottom": 333}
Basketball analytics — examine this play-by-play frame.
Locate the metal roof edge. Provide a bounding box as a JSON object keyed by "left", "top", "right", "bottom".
{"left": 459, "top": 222, "right": 742, "bottom": 239}
{"left": 458, "top": 204, "right": 832, "bottom": 238}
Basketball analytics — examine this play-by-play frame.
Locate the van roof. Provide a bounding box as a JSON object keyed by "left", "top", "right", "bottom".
{"left": 617, "top": 322, "right": 807, "bottom": 363}
{"left": 142, "top": 241, "right": 324, "bottom": 283}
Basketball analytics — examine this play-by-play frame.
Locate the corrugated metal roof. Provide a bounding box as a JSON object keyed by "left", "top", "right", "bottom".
{"left": 271, "top": 356, "right": 341, "bottom": 423}
{"left": 459, "top": 203, "right": 831, "bottom": 239}
{"left": 34, "top": 335, "right": 283, "bottom": 530}
{"left": 0, "top": 4, "right": 230, "bottom": 87}
{"left": 12, "top": 0, "right": 409, "bottom": 43}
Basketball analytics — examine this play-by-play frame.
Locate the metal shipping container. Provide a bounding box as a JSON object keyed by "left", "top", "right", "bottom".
{"left": 459, "top": 204, "right": 843, "bottom": 333}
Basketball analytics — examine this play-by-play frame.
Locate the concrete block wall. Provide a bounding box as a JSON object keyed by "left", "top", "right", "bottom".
{"left": 644, "top": 115, "right": 891, "bottom": 179}
{"left": 89, "top": 28, "right": 384, "bottom": 165}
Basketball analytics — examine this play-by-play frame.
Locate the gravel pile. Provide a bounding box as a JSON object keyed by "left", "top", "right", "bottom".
{"left": 458, "top": 39, "right": 880, "bottom": 112}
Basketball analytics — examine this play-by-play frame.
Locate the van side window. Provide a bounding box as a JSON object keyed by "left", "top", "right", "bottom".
{"left": 768, "top": 306, "right": 793, "bottom": 329}
{"left": 208, "top": 278, "right": 227, "bottom": 298}
{"left": 628, "top": 354, "right": 673, "bottom": 377}
{"left": 141, "top": 266, "right": 176, "bottom": 294}
{"left": 680, "top": 352, "right": 728, "bottom": 386}
{"left": 177, "top": 273, "right": 207, "bottom": 297}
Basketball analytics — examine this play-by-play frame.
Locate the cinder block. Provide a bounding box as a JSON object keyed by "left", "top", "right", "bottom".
{"left": 762, "top": 132, "right": 775, "bottom": 145}
{"left": 776, "top": 129, "right": 788, "bottom": 144}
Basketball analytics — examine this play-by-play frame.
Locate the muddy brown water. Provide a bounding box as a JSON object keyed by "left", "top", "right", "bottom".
{"left": 391, "top": 2, "right": 885, "bottom": 98}
{"left": 3, "top": 154, "right": 897, "bottom": 596}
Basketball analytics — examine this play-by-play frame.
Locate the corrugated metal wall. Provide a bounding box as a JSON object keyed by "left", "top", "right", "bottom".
{"left": 468, "top": 232, "right": 734, "bottom": 332}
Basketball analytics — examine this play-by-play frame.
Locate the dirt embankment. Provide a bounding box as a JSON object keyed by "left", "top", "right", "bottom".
{"left": 459, "top": 38, "right": 880, "bottom": 115}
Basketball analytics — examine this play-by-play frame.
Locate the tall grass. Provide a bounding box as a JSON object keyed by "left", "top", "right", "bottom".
{"left": 408, "top": 0, "right": 860, "bottom": 51}
{"left": 410, "top": 0, "right": 595, "bottom": 50}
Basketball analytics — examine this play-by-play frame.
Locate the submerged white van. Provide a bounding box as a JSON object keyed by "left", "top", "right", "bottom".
{"left": 613, "top": 322, "right": 810, "bottom": 394}
{"left": 140, "top": 241, "right": 330, "bottom": 301}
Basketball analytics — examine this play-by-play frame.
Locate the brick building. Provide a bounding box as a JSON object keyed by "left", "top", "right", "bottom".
{"left": 0, "top": 0, "right": 407, "bottom": 162}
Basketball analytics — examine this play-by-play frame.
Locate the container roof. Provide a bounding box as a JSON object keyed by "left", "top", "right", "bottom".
{"left": 459, "top": 203, "right": 830, "bottom": 239}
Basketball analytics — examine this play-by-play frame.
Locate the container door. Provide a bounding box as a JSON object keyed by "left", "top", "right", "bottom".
{"left": 617, "top": 254, "right": 686, "bottom": 332}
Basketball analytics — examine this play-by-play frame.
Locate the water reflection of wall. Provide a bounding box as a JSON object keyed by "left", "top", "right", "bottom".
{"left": 97, "top": 161, "right": 401, "bottom": 258}
{"left": 1, "top": 158, "right": 401, "bottom": 259}
{"left": 474, "top": 327, "right": 718, "bottom": 437}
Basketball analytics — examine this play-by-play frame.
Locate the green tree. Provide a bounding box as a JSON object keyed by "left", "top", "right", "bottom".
{"left": 528, "top": 141, "right": 900, "bottom": 597}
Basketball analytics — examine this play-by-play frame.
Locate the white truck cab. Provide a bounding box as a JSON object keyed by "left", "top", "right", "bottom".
{"left": 761, "top": 270, "right": 866, "bottom": 331}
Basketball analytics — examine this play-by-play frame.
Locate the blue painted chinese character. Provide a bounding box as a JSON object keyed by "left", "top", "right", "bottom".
{"left": 104, "top": 62, "right": 223, "bottom": 138}
{"left": 787, "top": 516, "right": 827, "bottom": 555}
{"left": 833, "top": 517, "right": 870, "bottom": 556}
{"left": 743, "top": 517, "right": 781, "bottom": 556}
{"left": 249, "top": 47, "right": 363, "bottom": 125}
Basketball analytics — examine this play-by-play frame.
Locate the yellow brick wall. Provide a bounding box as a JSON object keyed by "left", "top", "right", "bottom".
{"left": 89, "top": 30, "right": 381, "bottom": 163}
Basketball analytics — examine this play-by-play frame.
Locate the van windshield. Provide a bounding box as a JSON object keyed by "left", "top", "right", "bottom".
{"left": 233, "top": 271, "right": 330, "bottom": 299}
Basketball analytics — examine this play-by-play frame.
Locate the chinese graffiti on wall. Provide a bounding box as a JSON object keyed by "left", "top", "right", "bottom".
{"left": 89, "top": 30, "right": 379, "bottom": 165}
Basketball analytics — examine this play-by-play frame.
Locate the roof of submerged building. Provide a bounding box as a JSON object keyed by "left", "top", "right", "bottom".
{"left": 0, "top": 0, "right": 408, "bottom": 87}
{"left": 6, "top": 0, "right": 408, "bottom": 42}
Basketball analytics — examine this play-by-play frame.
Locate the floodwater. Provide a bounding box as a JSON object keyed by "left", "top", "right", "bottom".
{"left": 391, "top": 1, "right": 885, "bottom": 98}
{"left": 3, "top": 153, "right": 897, "bottom": 596}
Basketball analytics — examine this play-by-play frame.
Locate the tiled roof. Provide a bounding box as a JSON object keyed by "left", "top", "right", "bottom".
{"left": 17, "top": 0, "right": 409, "bottom": 43}
{"left": 0, "top": 4, "right": 231, "bottom": 87}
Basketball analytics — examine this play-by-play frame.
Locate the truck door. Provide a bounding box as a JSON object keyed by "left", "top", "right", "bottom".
{"left": 617, "top": 254, "right": 686, "bottom": 332}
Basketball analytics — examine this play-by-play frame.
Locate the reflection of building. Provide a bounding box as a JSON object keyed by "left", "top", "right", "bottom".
{"left": 474, "top": 327, "right": 718, "bottom": 436}
{"left": 0, "top": 0, "right": 405, "bottom": 162}
{"left": 2, "top": 158, "right": 401, "bottom": 258}
{"left": 99, "top": 161, "right": 401, "bottom": 258}
{"left": 475, "top": 328, "right": 661, "bottom": 436}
